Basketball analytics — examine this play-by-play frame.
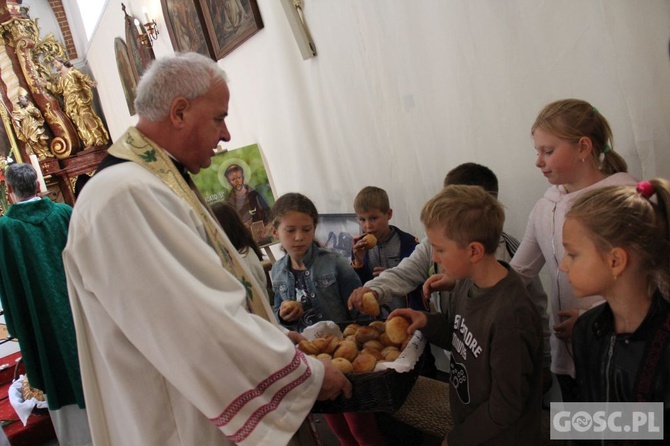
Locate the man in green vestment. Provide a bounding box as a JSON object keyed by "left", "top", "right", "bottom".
{"left": 0, "top": 163, "right": 90, "bottom": 445}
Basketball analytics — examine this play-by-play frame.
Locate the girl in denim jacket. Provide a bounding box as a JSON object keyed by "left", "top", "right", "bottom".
{"left": 270, "top": 193, "right": 362, "bottom": 331}
{"left": 270, "top": 193, "right": 387, "bottom": 446}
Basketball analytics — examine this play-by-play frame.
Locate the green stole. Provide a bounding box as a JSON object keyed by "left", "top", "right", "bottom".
{"left": 108, "top": 127, "right": 277, "bottom": 326}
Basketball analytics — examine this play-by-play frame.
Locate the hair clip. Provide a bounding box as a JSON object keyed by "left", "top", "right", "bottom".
{"left": 602, "top": 144, "right": 611, "bottom": 153}
{"left": 636, "top": 181, "right": 654, "bottom": 199}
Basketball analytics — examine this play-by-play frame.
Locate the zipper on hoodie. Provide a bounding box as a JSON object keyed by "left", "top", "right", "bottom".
{"left": 599, "top": 334, "right": 617, "bottom": 446}
{"left": 604, "top": 334, "right": 616, "bottom": 400}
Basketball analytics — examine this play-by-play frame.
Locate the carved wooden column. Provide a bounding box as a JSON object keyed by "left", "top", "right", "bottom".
{"left": 0, "top": 0, "right": 109, "bottom": 205}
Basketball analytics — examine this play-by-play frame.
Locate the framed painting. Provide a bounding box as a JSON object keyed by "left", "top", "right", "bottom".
{"left": 124, "top": 18, "right": 154, "bottom": 81}
{"left": 197, "top": 0, "right": 264, "bottom": 60}
{"left": 114, "top": 38, "right": 137, "bottom": 115}
{"left": 122, "top": 4, "right": 154, "bottom": 82}
{"left": 161, "top": 0, "right": 214, "bottom": 58}
{"left": 193, "top": 143, "right": 277, "bottom": 246}
{"left": 316, "top": 214, "right": 361, "bottom": 259}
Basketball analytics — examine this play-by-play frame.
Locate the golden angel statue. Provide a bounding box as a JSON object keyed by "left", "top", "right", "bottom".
{"left": 46, "top": 58, "right": 109, "bottom": 148}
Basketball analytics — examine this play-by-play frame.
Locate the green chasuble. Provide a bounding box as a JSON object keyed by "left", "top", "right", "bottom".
{"left": 0, "top": 198, "right": 85, "bottom": 410}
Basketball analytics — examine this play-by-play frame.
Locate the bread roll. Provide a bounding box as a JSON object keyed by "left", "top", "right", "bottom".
{"left": 386, "top": 316, "right": 410, "bottom": 344}
{"left": 381, "top": 346, "right": 399, "bottom": 358}
{"left": 343, "top": 323, "right": 360, "bottom": 337}
{"left": 361, "top": 292, "right": 380, "bottom": 317}
{"left": 280, "top": 300, "right": 302, "bottom": 314}
{"left": 317, "top": 353, "right": 332, "bottom": 360}
{"left": 298, "top": 340, "right": 320, "bottom": 355}
{"left": 331, "top": 357, "right": 353, "bottom": 374}
{"left": 362, "top": 347, "right": 384, "bottom": 361}
{"left": 379, "top": 332, "right": 400, "bottom": 347}
{"left": 360, "top": 233, "right": 377, "bottom": 248}
{"left": 369, "top": 321, "right": 386, "bottom": 333}
{"left": 323, "top": 335, "right": 340, "bottom": 355}
{"left": 311, "top": 338, "right": 329, "bottom": 353}
{"left": 355, "top": 326, "right": 380, "bottom": 344}
{"left": 384, "top": 350, "right": 400, "bottom": 362}
{"left": 333, "top": 340, "right": 359, "bottom": 362}
{"left": 363, "top": 340, "right": 384, "bottom": 351}
{"left": 352, "top": 352, "right": 377, "bottom": 373}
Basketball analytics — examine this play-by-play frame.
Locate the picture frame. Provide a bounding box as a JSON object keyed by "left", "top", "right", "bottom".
{"left": 192, "top": 143, "right": 277, "bottom": 247}
{"left": 114, "top": 38, "right": 137, "bottom": 115}
{"left": 161, "top": 0, "right": 214, "bottom": 58}
{"left": 124, "top": 15, "right": 155, "bottom": 82}
{"left": 197, "top": 0, "right": 264, "bottom": 60}
{"left": 316, "top": 213, "right": 361, "bottom": 259}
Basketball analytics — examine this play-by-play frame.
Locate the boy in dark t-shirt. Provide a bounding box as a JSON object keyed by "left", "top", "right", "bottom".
{"left": 389, "top": 185, "right": 543, "bottom": 445}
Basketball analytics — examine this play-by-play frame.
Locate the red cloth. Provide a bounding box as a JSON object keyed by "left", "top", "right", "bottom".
{"left": 0, "top": 352, "right": 56, "bottom": 444}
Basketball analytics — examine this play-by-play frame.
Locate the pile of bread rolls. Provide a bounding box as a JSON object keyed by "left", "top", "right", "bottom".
{"left": 298, "top": 316, "right": 411, "bottom": 374}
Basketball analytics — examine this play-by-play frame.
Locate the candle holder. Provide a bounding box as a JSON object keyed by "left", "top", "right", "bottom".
{"left": 135, "top": 18, "right": 159, "bottom": 48}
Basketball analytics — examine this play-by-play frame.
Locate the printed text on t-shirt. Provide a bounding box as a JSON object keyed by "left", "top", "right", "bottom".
{"left": 452, "top": 314, "right": 482, "bottom": 360}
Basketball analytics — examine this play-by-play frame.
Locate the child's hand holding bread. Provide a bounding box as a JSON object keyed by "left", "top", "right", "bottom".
{"left": 279, "top": 300, "right": 303, "bottom": 322}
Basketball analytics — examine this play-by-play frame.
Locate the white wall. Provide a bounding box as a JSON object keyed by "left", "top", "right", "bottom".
{"left": 84, "top": 0, "right": 670, "bottom": 242}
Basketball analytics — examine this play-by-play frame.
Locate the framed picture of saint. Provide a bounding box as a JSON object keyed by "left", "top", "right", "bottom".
{"left": 193, "top": 143, "right": 276, "bottom": 246}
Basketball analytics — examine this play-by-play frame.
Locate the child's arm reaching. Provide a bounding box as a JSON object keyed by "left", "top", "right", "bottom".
{"left": 388, "top": 308, "right": 452, "bottom": 350}
{"left": 387, "top": 308, "right": 427, "bottom": 333}
{"left": 422, "top": 273, "right": 455, "bottom": 300}
{"left": 347, "top": 286, "right": 376, "bottom": 312}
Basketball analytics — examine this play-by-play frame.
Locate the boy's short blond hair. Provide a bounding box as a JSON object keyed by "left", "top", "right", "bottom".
{"left": 354, "top": 186, "right": 390, "bottom": 213}
{"left": 420, "top": 185, "right": 504, "bottom": 254}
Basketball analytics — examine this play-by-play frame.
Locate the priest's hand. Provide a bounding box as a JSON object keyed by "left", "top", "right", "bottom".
{"left": 317, "top": 358, "right": 352, "bottom": 401}
{"left": 287, "top": 330, "right": 306, "bottom": 345}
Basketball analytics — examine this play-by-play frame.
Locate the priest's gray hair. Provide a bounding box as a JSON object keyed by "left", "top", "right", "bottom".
{"left": 5, "top": 163, "right": 38, "bottom": 201}
{"left": 134, "top": 52, "right": 228, "bottom": 121}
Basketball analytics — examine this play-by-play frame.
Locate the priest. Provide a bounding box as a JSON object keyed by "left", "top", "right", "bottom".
{"left": 63, "top": 52, "right": 351, "bottom": 446}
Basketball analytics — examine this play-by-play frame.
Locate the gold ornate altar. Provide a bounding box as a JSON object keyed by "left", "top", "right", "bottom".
{"left": 0, "top": 0, "right": 109, "bottom": 213}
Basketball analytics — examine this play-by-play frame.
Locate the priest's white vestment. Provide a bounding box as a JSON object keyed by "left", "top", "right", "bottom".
{"left": 63, "top": 161, "right": 323, "bottom": 445}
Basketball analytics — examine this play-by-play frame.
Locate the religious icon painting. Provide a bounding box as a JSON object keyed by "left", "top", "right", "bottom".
{"left": 114, "top": 38, "right": 137, "bottom": 115}
{"left": 161, "top": 0, "right": 215, "bottom": 58}
{"left": 197, "top": 0, "right": 264, "bottom": 60}
{"left": 193, "top": 143, "right": 277, "bottom": 247}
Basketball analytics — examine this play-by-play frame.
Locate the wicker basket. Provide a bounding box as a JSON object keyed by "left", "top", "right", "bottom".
{"left": 310, "top": 321, "right": 426, "bottom": 413}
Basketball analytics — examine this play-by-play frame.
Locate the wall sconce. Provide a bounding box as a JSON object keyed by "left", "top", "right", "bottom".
{"left": 135, "top": 17, "right": 159, "bottom": 48}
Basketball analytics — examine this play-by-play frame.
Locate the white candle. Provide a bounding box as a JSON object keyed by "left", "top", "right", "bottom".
{"left": 29, "top": 154, "right": 47, "bottom": 194}
{"left": 142, "top": 7, "right": 150, "bottom": 24}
